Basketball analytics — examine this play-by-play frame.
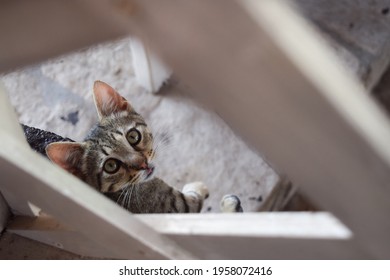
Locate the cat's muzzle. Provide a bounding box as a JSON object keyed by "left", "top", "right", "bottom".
{"left": 143, "top": 165, "right": 155, "bottom": 180}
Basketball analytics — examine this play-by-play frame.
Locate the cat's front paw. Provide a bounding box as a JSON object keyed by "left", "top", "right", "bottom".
{"left": 182, "top": 181, "right": 209, "bottom": 200}
{"left": 220, "top": 194, "right": 243, "bottom": 212}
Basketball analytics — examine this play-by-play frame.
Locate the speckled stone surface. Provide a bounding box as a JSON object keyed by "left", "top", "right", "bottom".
{"left": 293, "top": 0, "right": 390, "bottom": 88}
{"left": 1, "top": 38, "right": 278, "bottom": 213}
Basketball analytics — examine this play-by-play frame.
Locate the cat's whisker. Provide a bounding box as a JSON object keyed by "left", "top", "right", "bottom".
{"left": 119, "top": 189, "right": 127, "bottom": 207}
{"left": 131, "top": 173, "right": 141, "bottom": 184}
{"left": 116, "top": 192, "right": 124, "bottom": 205}
{"left": 117, "top": 185, "right": 129, "bottom": 206}
{"left": 152, "top": 129, "right": 173, "bottom": 146}
{"left": 117, "top": 188, "right": 125, "bottom": 206}
{"left": 125, "top": 186, "right": 133, "bottom": 208}
{"left": 151, "top": 142, "right": 173, "bottom": 161}
{"left": 153, "top": 141, "right": 171, "bottom": 152}
{"left": 122, "top": 185, "right": 133, "bottom": 207}
{"left": 125, "top": 184, "right": 137, "bottom": 210}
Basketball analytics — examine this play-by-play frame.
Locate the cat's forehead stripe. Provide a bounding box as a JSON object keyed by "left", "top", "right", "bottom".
{"left": 100, "top": 147, "right": 109, "bottom": 156}
{"left": 135, "top": 122, "right": 147, "bottom": 127}
{"left": 109, "top": 133, "right": 116, "bottom": 141}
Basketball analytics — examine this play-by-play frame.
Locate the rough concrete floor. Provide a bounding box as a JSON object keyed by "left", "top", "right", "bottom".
{"left": 293, "top": 0, "right": 390, "bottom": 89}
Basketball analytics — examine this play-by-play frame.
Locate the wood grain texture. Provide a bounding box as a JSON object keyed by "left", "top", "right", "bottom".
{"left": 8, "top": 215, "right": 115, "bottom": 258}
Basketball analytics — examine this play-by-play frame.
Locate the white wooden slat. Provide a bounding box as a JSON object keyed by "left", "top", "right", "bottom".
{"left": 130, "top": 37, "right": 172, "bottom": 93}
{"left": 0, "top": 131, "right": 195, "bottom": 259}
{"left": 163, "top": 235, "right": 366, "bottom": 260}
{"left": 139, "top": 213, "right": 367, "bottom": 259}
{"left": 10, "top": 212, "right": 369, "bottom": 259}
{"left": 0, "top": 83, "right": 40, "bottom": 216}
{"left": 0, "top": 83, "right": 27, "bottom": 142}
{"left": 141, "top": 212, "right": 351, "bottom": 239}
{"left": 125, "top": 0, "right": 390, "bottom": 258}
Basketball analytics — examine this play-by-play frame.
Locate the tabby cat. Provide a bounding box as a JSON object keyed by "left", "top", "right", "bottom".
{"left": 44, "top": 81, "right": 242, "bottom": 213}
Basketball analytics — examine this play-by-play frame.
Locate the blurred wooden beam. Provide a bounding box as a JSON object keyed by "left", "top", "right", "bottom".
{"left": 126, "top": 0, "right": 390, "bottom": 258}
{"left": 10, "top": 212, "right": 367, "bottom": 259}
{"left": 0, "top": 0, "right": 129, "bottom": 73}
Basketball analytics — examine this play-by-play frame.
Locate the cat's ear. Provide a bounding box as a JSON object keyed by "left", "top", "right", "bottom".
{"left": 93, "top": 80, "right": 134, "bottom": 120}
{"left": 46, "top": 142, "right": 85, "bottom": 178}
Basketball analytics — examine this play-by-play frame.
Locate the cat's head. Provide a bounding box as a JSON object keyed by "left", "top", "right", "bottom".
{"left": 46, "top": 81, "right": 156, "bottom": 193}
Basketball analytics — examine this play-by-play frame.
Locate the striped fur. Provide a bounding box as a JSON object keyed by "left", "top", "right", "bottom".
{"left": 46, "top": 81, "right": 213, "bottom": 213}
{"left": 105, "top": 178, "right": 208, "bottom": 213}
{"left": 46, "top": 81, "right": 242, "bottom": 213}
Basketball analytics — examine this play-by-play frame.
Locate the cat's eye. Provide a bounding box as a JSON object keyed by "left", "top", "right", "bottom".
{"left": 103, "top": 158, "right": 121, "bottom": 174}
{"left": 126, "top": 128, "right": 141, "bottom": 146}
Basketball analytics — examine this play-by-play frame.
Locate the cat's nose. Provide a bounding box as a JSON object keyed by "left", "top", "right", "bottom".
{"left": 132, "top": 156, "right": 148, "bottom": 170}
{"left": 139, "top": 162, "right": 148, "bottom": 170}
